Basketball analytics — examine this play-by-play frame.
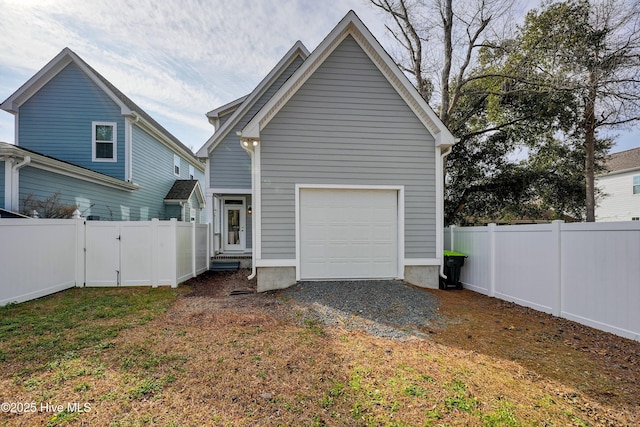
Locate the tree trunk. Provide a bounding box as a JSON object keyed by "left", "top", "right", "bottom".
{"left": 439, "top": 0, "right": 453, "bottom": 126}
{"left": 584, "top": 70, "right": 597, "bottom": 222}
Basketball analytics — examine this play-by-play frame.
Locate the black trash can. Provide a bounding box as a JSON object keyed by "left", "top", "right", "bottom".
{"left": 440, "top": 250, "right": 467, "bottom": 290}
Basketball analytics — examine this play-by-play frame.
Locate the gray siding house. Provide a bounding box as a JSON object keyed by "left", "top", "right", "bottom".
{"left": 198, "top": 11, "right": 455, "bottom": 291}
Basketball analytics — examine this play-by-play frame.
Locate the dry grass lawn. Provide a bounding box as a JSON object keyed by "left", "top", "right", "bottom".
{"left": 0, "top": 270, "right": 638, "bottom": 426}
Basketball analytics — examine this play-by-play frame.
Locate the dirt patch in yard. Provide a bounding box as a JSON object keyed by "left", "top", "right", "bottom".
{"left": 175, "top": 270, "right": 640, "bottom": 424}
{"left": 1, "top": 270, "right": 638, "bottom": 426}
{"left": 426, "top": 289, "right": 640, "bottom": 418}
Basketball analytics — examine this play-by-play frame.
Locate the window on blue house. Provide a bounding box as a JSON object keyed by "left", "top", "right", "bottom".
{"left": 189, "top": 165, "right": 195, "bottom": 180}
{"left": 174, "top": 155, "right": 181, "bottom": 176}
{"left": 92, "top": 122, "right": 116, "bottom": 162}
{"left": 634, "top": 176, "right": 640, "bottom": 194}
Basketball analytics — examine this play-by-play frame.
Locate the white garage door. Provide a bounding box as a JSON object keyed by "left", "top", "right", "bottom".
{"left": 299, "top": 188, "right": 398, "bottom": 280}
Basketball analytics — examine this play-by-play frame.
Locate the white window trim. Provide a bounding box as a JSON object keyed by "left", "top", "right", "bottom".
{"left": 92, "top": 121, "right": 117, "bottom": 162}
{"left": 189, "top": 164, "right": 195, "bottom": 180}
{"left": 633, "top": 175, "right": 640, "bottom": 195}
{"left": 174, "top": 154, "right": 181, "bottom": 177}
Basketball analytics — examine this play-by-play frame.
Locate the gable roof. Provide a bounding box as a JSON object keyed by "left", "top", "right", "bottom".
{"left": 206, "top": 95, "right": 248, "bottom": 125}
{"left": 196, "top": 41, "right": 310, "bottom": 157}
{"left": 240, "top": 10, "right": 456, "bottom": 149}
{"left": 163, "top": 180, "right": 205, "bottom": 206}
{"left": 601, "top": 146, "right": 640, "bottom": 176}
{"left": 1, "top": 48, "right": 203, "bottom": 169}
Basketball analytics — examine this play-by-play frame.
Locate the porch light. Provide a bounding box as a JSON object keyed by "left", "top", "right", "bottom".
{"left": 247, "top": 206, "right": 252, "bottom": 215}
{"left": 252, "top": 140, "right": 258, "bottom": 147}
{"left": 242, "top": 140, "right": 249, "bottom": 147}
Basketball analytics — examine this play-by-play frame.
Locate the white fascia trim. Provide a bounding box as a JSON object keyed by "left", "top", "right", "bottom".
{"left": 206, "top": 95, "right": 249, "bottom": 119}
{"left": 241, "top": 11, "right": 455, "bottom": 148}
{"left": 197, "top": 41, "right": 310, "bottom": 157}
{"left": 294, "top": 184, "right": 405, "bottom": 281}
{"left": 31, "top": 161, "right": 138, "bottom": 191}
{"left": 254, "top": 259, "right": 296, "bottom": 268}
{"left": 404, "top": 259, "right": 441, "bottom": 266}
{"left": 210, "top": 188, "right": 252, "bottom": 194}
{"left": 0, "top": 48, "right": 131, "bottom": 116}
{"left": 597, "top": 166, "right": 640, "bottom": 178}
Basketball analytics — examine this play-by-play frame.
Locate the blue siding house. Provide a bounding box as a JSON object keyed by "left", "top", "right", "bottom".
{"left": 1, "top": 48, "right": 205, "bottom": 221}
{"left": 197, "top": 12, "right": 456, "bottom": 291}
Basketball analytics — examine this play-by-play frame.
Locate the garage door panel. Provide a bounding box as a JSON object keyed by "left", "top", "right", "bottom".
{"left": 300, "top": 188, "right": 398, "bottom": 280}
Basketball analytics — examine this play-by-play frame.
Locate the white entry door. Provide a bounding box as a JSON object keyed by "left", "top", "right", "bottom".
{"left": 223, "top": 199, "right": 245, "bottom": 252}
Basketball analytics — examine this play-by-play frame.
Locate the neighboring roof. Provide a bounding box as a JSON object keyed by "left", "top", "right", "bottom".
{"left": 600, "top": 146, "right": 640, "bottom": 176}
{"left": 206, "top": 95, "right": 248, "bottom": 121}
{"left": 0, "top": 208, "right": 30, "bottom": 219}
{"left": 196, "top": 41, "right": 310, "bottom": 157}
{"left": 1, "top": 48, "right": 203, "bottom": 169}
{"left": 164, "top": 179, "right": 205, "bottom": 206}
{"left": 240, "top": 10, "right": 456, "bottom": 149}
{"left": 0, "top": 142, "right": 139, "bottom": 191}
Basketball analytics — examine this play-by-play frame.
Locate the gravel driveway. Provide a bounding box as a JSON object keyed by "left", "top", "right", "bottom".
{"left": 278, "top": 280, "right": 440, "bottom": 339}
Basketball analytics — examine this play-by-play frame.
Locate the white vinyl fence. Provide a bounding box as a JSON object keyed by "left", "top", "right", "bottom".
{"left": 0, "top": 218, "right": 210, "bottom": 306}
{"left": 445, "top": 221, "right": 640, "bottom": 341}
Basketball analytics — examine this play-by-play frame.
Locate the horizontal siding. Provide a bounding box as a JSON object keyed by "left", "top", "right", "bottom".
{"left": 209, "top": 56, "right": 304, "bottom": 189}
{"left": 19, "top": 166, "right": 137, "bottom": 220}
{"left": 19, "top": 62, "right": 126, "bottom": 180}
{"left": 260, "top": 35, "right": 436, "bottom": 259}
{"left": 132, "top": 125, "right": 207, "bottom": 220}
{"left": 596, "top": 172, "right": 640, "bottom": 221}
{"left": 218, "top": 110, "right": 234, "bottom": 128}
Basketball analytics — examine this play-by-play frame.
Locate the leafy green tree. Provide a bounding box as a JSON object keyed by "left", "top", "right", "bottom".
{"left": 372, "top": 0, "right": 640, "bottom": 224}
{"left": 483, "top": 0, "right": 640, "bottom": 221}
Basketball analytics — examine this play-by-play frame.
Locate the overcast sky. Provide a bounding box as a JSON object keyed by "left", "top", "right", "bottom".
{"left": 1, "top": 0, "right": 637, "bottom": 154}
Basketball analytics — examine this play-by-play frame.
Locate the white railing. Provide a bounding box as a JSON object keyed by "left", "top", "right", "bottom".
{"left": 0, "top": 218, "right": 210, "bottom": 305}
{"left": 446, "top": 221, "right": 640, "bottom": 341}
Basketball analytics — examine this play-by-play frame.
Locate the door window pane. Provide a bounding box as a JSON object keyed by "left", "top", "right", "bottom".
{"left": 227, "top": 209, "right": 240, "bottom": 244}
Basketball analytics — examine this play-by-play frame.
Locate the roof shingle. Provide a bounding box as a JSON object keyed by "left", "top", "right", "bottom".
{"left": 603, "top": 146, "right": 640, "bottom": 173}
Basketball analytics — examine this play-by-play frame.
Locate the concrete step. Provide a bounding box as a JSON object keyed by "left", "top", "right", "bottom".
{"left": 210, "top": 261, "right": 240, "bottom": 272}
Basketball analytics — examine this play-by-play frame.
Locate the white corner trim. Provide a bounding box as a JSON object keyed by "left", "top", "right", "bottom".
{"left": 254, "top": 259, "right": 297, "bottom": 268}
{"left": 435, "top": 146, "right": 443, "bottom": 262}
{"left": 254, "top": 143, "right": 262, "bottom": 259}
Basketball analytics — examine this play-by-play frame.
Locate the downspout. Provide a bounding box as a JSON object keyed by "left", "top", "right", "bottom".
{"left": 126, "top": 113, "right": 140, "bottom": 183}
{"left": 11, "top": 155, "right": 31, "bottom": 211}
{"left": 239, "top": 134, "right": 259, "bottom": 280}
{"left": 439, "top": 146, "right": 452, "bottom": 280}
